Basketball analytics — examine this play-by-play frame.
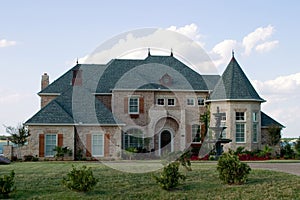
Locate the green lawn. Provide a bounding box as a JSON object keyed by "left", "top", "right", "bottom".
{"left": 0, "top": 161, "right": 299, "bottom": 199}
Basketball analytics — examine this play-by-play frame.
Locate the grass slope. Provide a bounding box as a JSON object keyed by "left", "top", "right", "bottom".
{"left": 0, "top": 161, "right": 299, "bottom": 199}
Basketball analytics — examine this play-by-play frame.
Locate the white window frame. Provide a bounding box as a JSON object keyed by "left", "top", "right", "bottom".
{"left": 187, "top": 98, "right": 195, "bottom": 106}
{"left": 197, "top": 97, "right": 205, "bottom": 106}
{"left": 156, "top": 98, "right": 165, "bottom": 106}
{"left": 167, "top": 98, "right": 176, "bottom": 106}
{"left": 252, "top": 123, "right": 258, "bottom": 143}
{"left": 92, "top": 133, "right": 104, "bottom": 157}
{"left": 191, "top": 124, "right": 201, "bottom": 143}
{"left": 221, "top": 115, "right": 226, "bottom": 138}
{"left": 236, "top": 123, "right": 245, "bottom": 143}
{"left": 252, "top": 112, "right": 258, "bottom": 122}
{"left": 45, "top": 134, "right": 57, "bottom": 157}
{"left": 128, "top": 96, "right": 139, "bottom": 114}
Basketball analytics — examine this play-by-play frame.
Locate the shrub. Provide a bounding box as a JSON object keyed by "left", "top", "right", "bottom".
{"left": 0, "top": 170, "right": 16, "bottom": 197}
{"left": 153, "top": 162, "right": 186, "bottom": 190}
{"left": 53, "top": 146, "right": 73, "bottom": 160}
{"left": 280, "top": 142, "right": 295, "bottom": 159}
{"left": 62, "top": 165, "right": 98, "bottom": 192}
{"left": 217, "top": 152, "right": 251, "bottom": 185}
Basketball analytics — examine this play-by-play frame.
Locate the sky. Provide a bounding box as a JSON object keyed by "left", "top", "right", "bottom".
{"left": 0, "top": 1, "right": 299, "bottom": 138}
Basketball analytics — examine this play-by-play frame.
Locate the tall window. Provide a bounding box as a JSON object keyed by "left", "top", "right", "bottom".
{"left": 221, "top": 114, "right": 226, "bottom": 138}
{"left": 45, "top": 134, "right": 57, "bottom": 157}
{"left": 129, "top": 97, "right": 139, "bottom": 114}
{"left": 167, "top": 98, "right": 175, "bottom": 106}
{"left": 197, "top": 97, "right": 205, "bottom": 106}
{"left": 192, "top": 124, "right": 201, "bottom": 143}
{"left": 123, "top": 129, "right": 144, "bottom": 150}
{"left": 252, "top": 112, "right": 258, "bottom": 142}
{"left": 92, "top": 134, "right": 104, "bottom": 156}
{"left": 236, "top": 123, "right": 245, "bottom": 142}
{"left": 236, "top": 112, "right": 245, "bottom": 121}
{"left": 187, "top": 98, "right": 195, "bottom": 106}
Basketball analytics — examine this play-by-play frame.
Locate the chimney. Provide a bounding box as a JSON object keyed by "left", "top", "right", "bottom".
{"left": 41, "top": 73, "right": 49, "bottom": 90}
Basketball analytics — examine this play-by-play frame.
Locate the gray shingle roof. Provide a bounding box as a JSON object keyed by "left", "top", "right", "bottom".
{"left": 209, "top": 56, "right": 264, "bottom": 101}
{"left": 202, "top": 75, "right": 221, "bottom": 90}
{"left": 261, "top": 111, "right": 285, "bottom": 128}
{"left": 26, "top": 88, "right": 122, "bottom": 125}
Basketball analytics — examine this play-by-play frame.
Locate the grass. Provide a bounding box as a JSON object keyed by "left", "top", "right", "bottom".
{"left": 0, "top": 161, "right": 299, "bottom": 199}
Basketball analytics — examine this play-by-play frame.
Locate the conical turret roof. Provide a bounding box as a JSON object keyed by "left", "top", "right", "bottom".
{"left": 210, "top": 56, "right": 264, "bottom": 102}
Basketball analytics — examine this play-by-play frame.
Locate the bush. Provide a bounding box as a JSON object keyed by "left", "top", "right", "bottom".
{"left": 153, "top": 162, "right": 186, "bottom": 190}
{"left": 62, "top": 165, "right": 98, "bottom": 192}
{"left": 217, "top": 151, "right": 251, "bottom": 185}
{"left": 280, "top": 142, "right": 295, "bottom": 159}
{"left": 0, "top": 170, "right": 16, "bottom": 197}
{"left": 53, "top": 146, "right": 73, "bottom": 160}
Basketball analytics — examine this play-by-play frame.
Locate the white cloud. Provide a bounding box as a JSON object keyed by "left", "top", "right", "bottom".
{"left": 209, "top": 39, "right": 238, "bottom": 67}
{"left": 255, "top": 40, "right": 279, "bottom": 53}
{"left": 253, "top": 72, "right": 300, "bottom": 94}
{"left": 242, "top": 25, "right": 275, "bottom": 55}
{"left": 0, "top": 39, "right": 17, "bottom": 48}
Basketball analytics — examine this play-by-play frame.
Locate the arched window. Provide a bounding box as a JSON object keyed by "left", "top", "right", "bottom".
{"left": 192, "top": 124, "right": 201, "bottom": 143}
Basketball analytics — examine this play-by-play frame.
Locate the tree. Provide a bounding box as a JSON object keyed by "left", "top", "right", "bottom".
{"left": 294, "top": 137, "right": 300, "bottom": 158}
{"left": 200, "top": 105, "right": 210, "bottom": 141}
{"left": 5, "top": 124, "right": 30, "bottom": 159}
{"left": 267, "top": 125, "right": 282, "bottom": 146}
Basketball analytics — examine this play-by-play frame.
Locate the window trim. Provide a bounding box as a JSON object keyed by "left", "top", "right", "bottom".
{"left": 92, "top": 133, "right": 104, "bottom": 157}
{"left": 45, "top": 134, "right": 57, "bottom": 157}
{"left": 252, "top": 112, "right": 258, "bottom": 122}
{"left": 191, "top": 124, "right": 201, "bottom": 143}
{"left": 167, "top": 98, "right": 176, "bottom": 106}
{"left": 128, "top": 96, "right": 139, "bottom": 114}
{"left": 156, "top": 98, "right": 165, "bottom": 106}
{"left": 187, "top": 98, "right": 195, "bottom": 106}
{"left": 253, "top": 122, "right": 258, "bottom": 143}
{"left": 236, "top": 123, "right": 246, "bottom": 143}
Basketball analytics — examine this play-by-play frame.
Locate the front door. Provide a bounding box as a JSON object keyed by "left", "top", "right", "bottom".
{"left": 160, "top": 130, "right": 172, "bottom": 156}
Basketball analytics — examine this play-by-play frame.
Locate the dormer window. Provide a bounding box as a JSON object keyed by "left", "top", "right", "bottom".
{"left": 159, "top": 73, "right": 172, "bottom": 86}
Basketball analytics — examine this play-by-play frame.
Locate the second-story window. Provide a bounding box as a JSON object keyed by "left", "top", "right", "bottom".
{"left": 167, "top": 98, "right": 175, "bottom": 106}
{"left": 187, "top": 98, "right": 195, "bottom": 106}
{"left": 197, "top": 97, "right": 205, "bottom": 106}
{"left": 157, "top": 98, "right": 165, "bottom": 106}
{"left": 129, "top": 97, "right": 139, "bottom": 114}
{"left": 236, "top": 112, "right": 245, "bottom": 121}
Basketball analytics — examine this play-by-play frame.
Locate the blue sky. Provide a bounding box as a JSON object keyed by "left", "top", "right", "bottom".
{"left": 1, "top": 1, "right": 299, "bottom": 137}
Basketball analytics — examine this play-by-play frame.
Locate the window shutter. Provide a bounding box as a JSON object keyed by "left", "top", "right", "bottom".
{"left": 104, "top": 134, "right": 110, "bottom": 157}
{"left": 58, "top": 134, "right": 63, "bottom": 147}
{"left": 139, "top": 97, "right": 144, "bottom": 113}
{"left": 86, "top": 134, "right": 92, "bottom": 157}
{"left": 124, "top": 97, "right": 128, "bottom": 113}
{"left": 186, "top": 125, "right": 192, "bottom": 145}
{"left": 39, "top": 134, "right": 45, "bottom": 157}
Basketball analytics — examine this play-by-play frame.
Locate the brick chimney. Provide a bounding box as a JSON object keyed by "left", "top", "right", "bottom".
{"left": 41, "top": 73, "right": 49, "bottom": 90}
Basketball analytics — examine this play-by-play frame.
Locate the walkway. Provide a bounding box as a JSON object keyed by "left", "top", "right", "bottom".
{"left": 248, "top": 162, "right": 300, "bottom": 176}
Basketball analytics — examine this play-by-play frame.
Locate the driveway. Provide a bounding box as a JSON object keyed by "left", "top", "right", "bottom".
{"left": 248, "top": 162, "right": 300, "bottom": 176}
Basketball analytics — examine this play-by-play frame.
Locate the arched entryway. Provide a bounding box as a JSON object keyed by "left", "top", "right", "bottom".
{"left": 159, "top": 129, "right": 173, "bottom": 156}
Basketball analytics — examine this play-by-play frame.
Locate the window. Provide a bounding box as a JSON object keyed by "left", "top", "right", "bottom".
{"left": 123, "top": 129, "right": 144, "bottom": 150}
{"left": 157, "top": 98, "right": 165, "bottom": 106}
{"left": 252, "top": 112, "right": 258, "bottom": 122}
{"left": 192, "top": 124, "right": 201, "bottom": 143}
{"left": 236, "top": 123, "right": 245, "bottom": 142}
{"left": 236, "top": 112, "right": 245, "bottom": 121}
{"left": 197, "top": 97, "right": 205, "bottom": 106}
{"left": 253, "top": 123, "right": 258, "bottom": 143}
{"left": 167, "top": 98, "right": 175, "bottom": 106}
{"left": 187, "top": 98, "right": 195, "bottom": 106}
{"left": 45, "top": 134, "right": 57, "bottom": 157}
{"left": 129, "top": 97, "right": 139, "bottom": 114}
{"left": 221, "top": 113, "right": 226, "bottom": 138}
{"left": 92, "top": 134, "right": 104, "bottom": 156}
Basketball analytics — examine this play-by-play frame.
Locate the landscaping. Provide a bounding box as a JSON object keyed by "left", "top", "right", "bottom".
{"left": 0, "top": 161, "right": 299, "bottom": 199}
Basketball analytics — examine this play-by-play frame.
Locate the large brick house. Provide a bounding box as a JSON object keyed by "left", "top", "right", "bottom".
{"left": 17, "top": 53, "right": 283, "bottom": 160}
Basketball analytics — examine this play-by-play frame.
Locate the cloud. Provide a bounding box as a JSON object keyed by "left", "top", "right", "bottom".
{"left": 0, "top": 39, "right": 17, "bottom": 48}
{"left": 253, "top": 72, "right": 300, "bottom": 94}
{"left": 255, "top": 40, "right": 279, "bottom": 53}
{"left": 209, "top": 39, "right": 238, "bottom": 67}
{"left": 242, "top": 25, "right": 275, "bottom": 55}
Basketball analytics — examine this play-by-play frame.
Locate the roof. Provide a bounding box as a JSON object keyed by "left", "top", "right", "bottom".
{"left": 202, "top": 75, "right": 221, "bottom": 90}
{"left": 26, "top": 88, "right": 122, "bottom": 125}
{"left": 209, "top": 56, "right": 265, "bottom": 101}
{"left": 261, "top": 111, "right": 285, "bottom": 128}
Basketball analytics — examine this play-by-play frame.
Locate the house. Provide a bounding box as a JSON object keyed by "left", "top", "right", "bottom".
{"left": 5, "top": 52, "right": 284, "bottom": 160}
